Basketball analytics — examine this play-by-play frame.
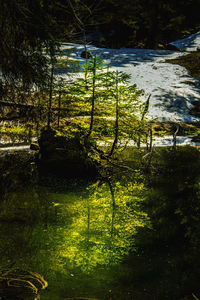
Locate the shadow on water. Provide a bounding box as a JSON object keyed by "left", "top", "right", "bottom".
{"left": 1, "top": 147, "right": 200, "bottom": 299}
{"left": 117, "top": 146, "right": 200, "bottom": 300}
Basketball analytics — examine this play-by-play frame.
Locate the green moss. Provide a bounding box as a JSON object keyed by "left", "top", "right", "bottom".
{"left": 152, "top": 122, "right": 200, "bottom": 136}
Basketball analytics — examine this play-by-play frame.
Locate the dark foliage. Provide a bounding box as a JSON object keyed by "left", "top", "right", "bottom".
{"left": 82, "top": 0, "right": 200, "bottom": 48}
{"left": 120, "top": 147, "right": 200, "bottom": 299}
{"left": 0, "top": 0, "right": 87, "bottom": 92}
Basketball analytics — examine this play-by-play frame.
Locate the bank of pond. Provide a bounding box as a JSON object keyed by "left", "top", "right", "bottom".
{"left": 0, "top": 146, "right": 200, "bottom": 300}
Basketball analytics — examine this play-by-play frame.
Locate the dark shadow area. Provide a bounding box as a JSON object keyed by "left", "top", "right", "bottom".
{"left": 117, "top": 147, "right": 200, "bottom": 300}
{"left": 1, "top": 147, "right": 200, "bottom": 299}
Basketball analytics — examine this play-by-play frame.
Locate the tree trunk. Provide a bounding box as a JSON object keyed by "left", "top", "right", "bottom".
{"left": 149, "top": 128, "right": 153, "bottom": 151}
{"left": 173, "top": 124, "right": 179, "bottom": 150}
{"left": 146, "top": 0, "right": 159, "bottom": 49}
{"left": 88, "top": 56, "right": 96, "bottom": 137}
{"left": 47, "top": 63, "right": 54, "bottom": 128}
{"left": 57, "top": 91, "right": 61, "bottom": 128}
{"left": 110, "top": 72, "right": 119, "bottom": 156}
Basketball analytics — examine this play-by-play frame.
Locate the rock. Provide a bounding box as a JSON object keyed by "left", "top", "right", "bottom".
{"left": 80, "top": 50, "right": 93, "bottom": 59}
{"left": 38, "top": 127, "right": 98, "bottom": 177}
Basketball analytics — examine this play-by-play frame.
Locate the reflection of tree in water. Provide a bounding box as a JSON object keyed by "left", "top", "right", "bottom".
{"left": 55, "top": 177, "right": 149, "bottom": 274}
{"left": 120, "top": 147, "right": 200, "bottom": 300}
{"left": 7, "top": 149, "right": 200, "bottom": 299}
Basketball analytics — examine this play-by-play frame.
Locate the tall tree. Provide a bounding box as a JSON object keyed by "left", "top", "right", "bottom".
{"left": 0, "top": 0, "right": 91, "bottom": 97}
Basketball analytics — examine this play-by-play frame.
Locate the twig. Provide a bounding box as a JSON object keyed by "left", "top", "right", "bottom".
{"left": 93, "top": 145, "right": 135, "bottom": 171}
{"left": 192, "top": 293, "right": 200, "bottom": 300}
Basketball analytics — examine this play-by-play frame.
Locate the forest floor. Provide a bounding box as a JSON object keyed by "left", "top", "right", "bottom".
{"left": 1, "top": 32, "right": 200, "bottom": 150}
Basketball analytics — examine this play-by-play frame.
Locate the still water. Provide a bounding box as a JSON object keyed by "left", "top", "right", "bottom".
{"left": 0, "top": 147, "right": 200, "bottom": 300}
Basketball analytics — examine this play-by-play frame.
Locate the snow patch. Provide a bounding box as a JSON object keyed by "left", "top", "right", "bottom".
{"left": 170, "top": 31, "right": 200, "bottom": 52}
{"left": 61, "top": 32, "right": 200, "bottom": 123}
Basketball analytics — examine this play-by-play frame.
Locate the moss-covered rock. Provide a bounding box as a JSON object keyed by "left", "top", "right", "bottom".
{"left": 38, "top": 127, "right": 98, "bottom": 177}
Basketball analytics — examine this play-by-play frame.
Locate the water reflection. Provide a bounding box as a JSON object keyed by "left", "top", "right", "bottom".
{"left": 54, "top": 179, "right": 149, "bottom": 274}
{"left": 119, "top": 147, "right": 200, "bottom": 300}
{"left": 1, "top": 147, "right": 200, "bottom": 299}
{"left": 0, "top": 164, "right": 148, "bottom": 299}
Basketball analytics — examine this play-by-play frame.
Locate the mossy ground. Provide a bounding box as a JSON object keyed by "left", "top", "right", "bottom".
{"left": 152, "top": 121, "right": 200, "bottom": 136}
{"left": 166, "top": 51, "right": 200, "bottom": 79}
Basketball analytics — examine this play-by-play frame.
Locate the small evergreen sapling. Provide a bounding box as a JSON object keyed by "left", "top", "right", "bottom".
{"left": 66, "top": 56, "right": 150, "bottom": 155}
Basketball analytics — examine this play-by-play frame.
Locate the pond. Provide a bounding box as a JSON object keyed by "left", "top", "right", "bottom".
{"left": 0, "top": 147, "right": 200, "bottom": 300}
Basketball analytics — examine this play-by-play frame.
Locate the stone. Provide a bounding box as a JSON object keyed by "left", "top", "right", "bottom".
{"left": 37, "top": 127, "right": 98, "bottom": 177}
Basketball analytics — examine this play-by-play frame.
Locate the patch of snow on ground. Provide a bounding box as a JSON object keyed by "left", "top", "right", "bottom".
{"left": 97, "top": 136, "right": 200, "bottom": 147}
{"left": 151, "top": 136, "right": 200, "bottom": 147}
{"left": 61, "top": 32, "right": 200, "bottom": 123}
{"left": 0, "top": 136, "right": 199, "bottom": 151}
{"left": 170, "top": 31, "right": 200, "bottom": 51}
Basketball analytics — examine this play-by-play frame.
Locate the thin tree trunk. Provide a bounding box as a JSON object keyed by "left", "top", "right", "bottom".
{"left": 146, "top": 134, "right": 149, "bottom": 151}
{"left": 138, "top": 94, "right": 151, "bottom": 148}
{"left": 149, "top": 128, "right": 153, "bottom": 151}
{"left": 36, "top": 96, "right": 40, "bottom": 134}
{"left": 107, "top": 180, "right": 116, "bottom": 238}
{"left": 57, "top": 91, "right": 61, "bottom": 128}
{"left": 137, "top": 134, "right": 141, "bottom": 148}
{"left": 173, "top": 124, "right": 179, "bottom": 150}
{"left": 109, "top": 72, "right": 119, "bottom": 156}
{"left": 87, "top": 205, "right": 90, "bottom": 239}
{"left": 0, "top": 80, "right": 3, "bottom": 100}
{"left": 84, "top": 39, "right": 89, "bottom": 90}
{"left": 88, "top": 56, "right": 96, "bottom": 137}
{"left": 147, "top": 0, "right": 159, "bottom": 48}
{"left": 47, "top": 63, "right": 54, "bottom": 128}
